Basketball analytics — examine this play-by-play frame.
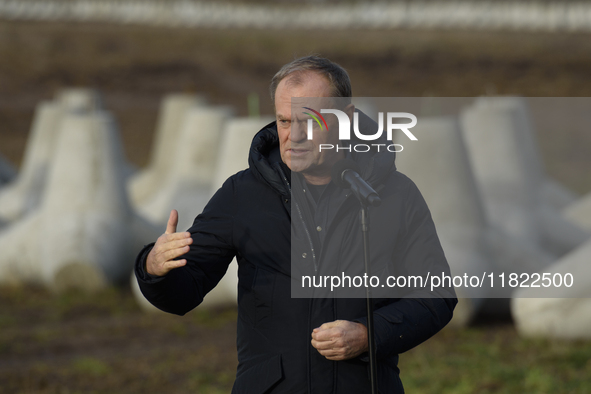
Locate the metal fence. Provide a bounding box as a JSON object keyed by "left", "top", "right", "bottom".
{"left": 1, "top": 0, "right": 591, "bottom": 32}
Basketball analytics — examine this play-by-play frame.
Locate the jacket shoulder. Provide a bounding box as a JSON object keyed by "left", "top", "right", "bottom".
{"left": 382, "top": 169, "right": 421, "bottom": 195}
{"left": 222, "top": 168, "right": 266, "bottom": 192}
{"left": 215, "top": 168, "right": 281, "bottom": 209}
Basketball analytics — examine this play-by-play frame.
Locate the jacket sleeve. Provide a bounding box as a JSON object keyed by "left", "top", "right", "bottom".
{"left": 356, "top": 178, "right": 457, "bottom": 358}
{"left": 134, "top": 177, "right": 237, "bottom": 316}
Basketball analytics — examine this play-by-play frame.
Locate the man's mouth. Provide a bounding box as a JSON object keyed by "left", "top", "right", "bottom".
{"left": 289, "top": 148, "right": 309, "bottom": 156}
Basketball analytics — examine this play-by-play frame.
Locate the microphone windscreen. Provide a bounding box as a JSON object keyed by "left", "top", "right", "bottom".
{"left": 331, "top": 159, "right": 360, "bottom": 189}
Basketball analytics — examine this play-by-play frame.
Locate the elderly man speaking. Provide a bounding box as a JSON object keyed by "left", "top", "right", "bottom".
{"left": 135, "top": 56, "right": 456, "bottom": 393}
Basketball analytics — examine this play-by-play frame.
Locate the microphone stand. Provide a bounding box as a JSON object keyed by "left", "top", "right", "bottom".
{"left": 360, "top": 204, "right": 378, "bottom": 394}
{"left": 332, "top": 161, "right": 380, "bottom": 393}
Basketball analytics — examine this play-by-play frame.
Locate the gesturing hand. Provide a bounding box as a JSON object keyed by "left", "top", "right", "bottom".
{"left": 311, "top": 320, "right": 368, "bottom": 361}
{"left": 145, "top": 210, "right": 193, "bottom": 277}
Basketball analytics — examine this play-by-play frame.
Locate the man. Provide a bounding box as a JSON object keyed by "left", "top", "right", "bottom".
{"left": 135, "top": 56, "right": 456, "bottom": 393}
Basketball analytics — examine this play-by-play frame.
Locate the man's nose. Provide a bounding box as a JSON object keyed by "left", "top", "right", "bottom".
{"left": 291, "top": 119, "right": 307, "bottom": 143}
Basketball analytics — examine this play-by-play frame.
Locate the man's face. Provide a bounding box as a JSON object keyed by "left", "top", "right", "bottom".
{"left": 275, "top": 72, "right": 352, "bottom": 184}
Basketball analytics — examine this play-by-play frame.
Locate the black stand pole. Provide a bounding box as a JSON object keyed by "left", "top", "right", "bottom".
{"left": 361, "top": 206, "right": 378, "bottom": 394}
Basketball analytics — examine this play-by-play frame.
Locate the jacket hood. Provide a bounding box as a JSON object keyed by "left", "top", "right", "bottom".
{"left": 248, "top": 110, "right": 397, "bottom": 196}
{"left": 248, "top": 120, "right": 292, "bottom": 197}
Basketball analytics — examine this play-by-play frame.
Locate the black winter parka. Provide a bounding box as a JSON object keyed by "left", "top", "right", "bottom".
{"left": 135, "top": 112, "right": 457, "bottom": 394}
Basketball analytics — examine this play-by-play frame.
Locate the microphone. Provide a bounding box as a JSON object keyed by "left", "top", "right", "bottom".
{"left": 331, "top": 159, "right": 381, "bottom": 207}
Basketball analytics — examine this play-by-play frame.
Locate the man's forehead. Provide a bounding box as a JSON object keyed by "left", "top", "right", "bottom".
{"left": 276, "top": 98, "right": 335, "bottom": 119}
{"left": 277, "top": 72, "right": 332, "bottom": 99}
{"left": 283, "top": 70, "right": 331, "bottom": 90}
{"left": 275, "top": 73, "right": 336, "bottom": 118}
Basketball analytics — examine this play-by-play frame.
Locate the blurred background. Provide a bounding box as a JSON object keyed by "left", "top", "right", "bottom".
{"left": 1, "top": 0, "right": 591, "bottom": 393}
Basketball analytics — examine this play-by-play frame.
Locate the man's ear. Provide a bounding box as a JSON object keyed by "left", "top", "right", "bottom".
{"left": 344, "top": 103, "right": 356, "bottom": 120}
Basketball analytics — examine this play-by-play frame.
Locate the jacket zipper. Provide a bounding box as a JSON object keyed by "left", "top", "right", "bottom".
{"left": 275, "top": 163, "right": 318, "bottom": 272}
{"left": 294, "top": 201, "right": 318, "bottom": 272}
{"left": 273, "top": 164, "right": 315, "bottom": 394}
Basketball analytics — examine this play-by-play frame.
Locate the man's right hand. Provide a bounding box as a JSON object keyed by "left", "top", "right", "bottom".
{"left": 145, "top": 209, "right": 193, "bottom": 276}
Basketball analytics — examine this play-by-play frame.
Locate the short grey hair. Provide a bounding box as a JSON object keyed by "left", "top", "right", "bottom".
{"left": 269, "top": 55, "right": 352, "bottom": 105}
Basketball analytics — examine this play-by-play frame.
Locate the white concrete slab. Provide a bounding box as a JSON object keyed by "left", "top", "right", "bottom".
{"left": 563, "top": 192, "right": 591, "bottom": 231}
{"left": 460, "top": 97, "right": 588, "bottom": 257}
{"left": 395, "top": 115, "right": 558, "bottom": 324}
{"left": 543, "top": 179, "right": 578, "bottom": 211}
{"left": 56, "top": 88, "right": 102, "bottom": 111}
{"left": 512, "top": 239, "right": 591, "bottom": 339}
{"left": 0, "top": 101, "right": 63, "bottom": 223}
{"left": 134, "top": 105, "right": 232, "bottom": 232}
{"left": 0, "top": 89, "right": 111, "bottom": 224}
{"left": 128, "top": 93, "right": 206, "bottom": 207}
{"left": 212, "top": 116, "right": 274, "bottom": 189}
{"left": 0, "top": 110, "right": 159, "bottom": 292}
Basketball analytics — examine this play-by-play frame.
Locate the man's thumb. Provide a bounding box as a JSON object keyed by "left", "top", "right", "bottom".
{"left": 165, "top": 209, "right": 179, "bottom": 234}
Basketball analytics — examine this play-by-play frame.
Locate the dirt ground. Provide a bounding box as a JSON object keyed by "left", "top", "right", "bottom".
{"left": 0, "top": 285, "right": 239, "bottom": 394}
{"left": 1, "top": 20, "right": 591, "bottom": 393}
{"left": 1, "top": 285, "right": 590, "bottom": 394}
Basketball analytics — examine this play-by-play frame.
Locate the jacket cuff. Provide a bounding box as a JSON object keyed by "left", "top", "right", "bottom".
{"left": 134, "top": 242, "right": 165, "bottom": 284}
{"left": 352, "top": 318, "right": 370, "bottom": 363}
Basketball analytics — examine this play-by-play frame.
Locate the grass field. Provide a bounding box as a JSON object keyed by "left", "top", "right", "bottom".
{"left": 1, "top": 285, "right": 590, "bottom": 393}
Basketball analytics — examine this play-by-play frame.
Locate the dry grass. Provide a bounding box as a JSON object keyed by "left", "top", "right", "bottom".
{"left": 0, "top": 285, "right": 238, "bottom": 394}
{"left": 1, "top": 285, "right": 590, "bottom": 393}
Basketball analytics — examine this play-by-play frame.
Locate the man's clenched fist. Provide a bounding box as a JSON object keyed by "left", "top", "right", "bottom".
{"left": 311, "top": 320, "right": 368, "bottom": 361}
{"left": 146, "top": 210, "right": 193, "bottom": 277}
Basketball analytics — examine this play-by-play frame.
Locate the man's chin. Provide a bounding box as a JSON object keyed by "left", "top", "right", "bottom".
{"left": 286, "top": 160, "right": 312, "bottom": 174}
{"left": 281, "top": 155, "right": 307, "bottom": 173}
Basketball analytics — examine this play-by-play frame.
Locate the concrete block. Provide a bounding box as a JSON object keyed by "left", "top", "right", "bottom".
{"left": 0, "top": 89, "right": 117, "bottom": 224}
{"left": 0, "top": 110, "right": 160, "bottom": 292}
{"left": 0, "top": 101, "right": 63, "bottom": 223}
{"left": 56, "top": 88, "right": 102, "bottom": 111}
{"left": 484, "top": 225, "right": 554, "bottom": 301}
{"left": 41, "top": 111, "right": 134, "bottom": 287}
{"left": 212, "top": 117, "right": 274, "bottom": 189}
{"left": 563, "top": 192, "right": 591, "bottom": 231}
{"left": 461, "top": 97, "right": 588, "bottom": 257}
{"left": 395, "top": 115, "right": 558, "bottom": 324}
{"left": 543, "top": 178, "right": 578, "bottom": 211}
{"left": 134, "top": 105, "right": 232, "bottom": 232}
{"left": 538, "top": 205, "right": 589, "bottom": 257}
{"left": 512, "top": 239, "right": 591, "bottom": 339}
{"left": 129, "top": 93, "right": 206, "bottom": 206}
{"left": 461, "top": 98, "right": 542, "bottom": 245}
